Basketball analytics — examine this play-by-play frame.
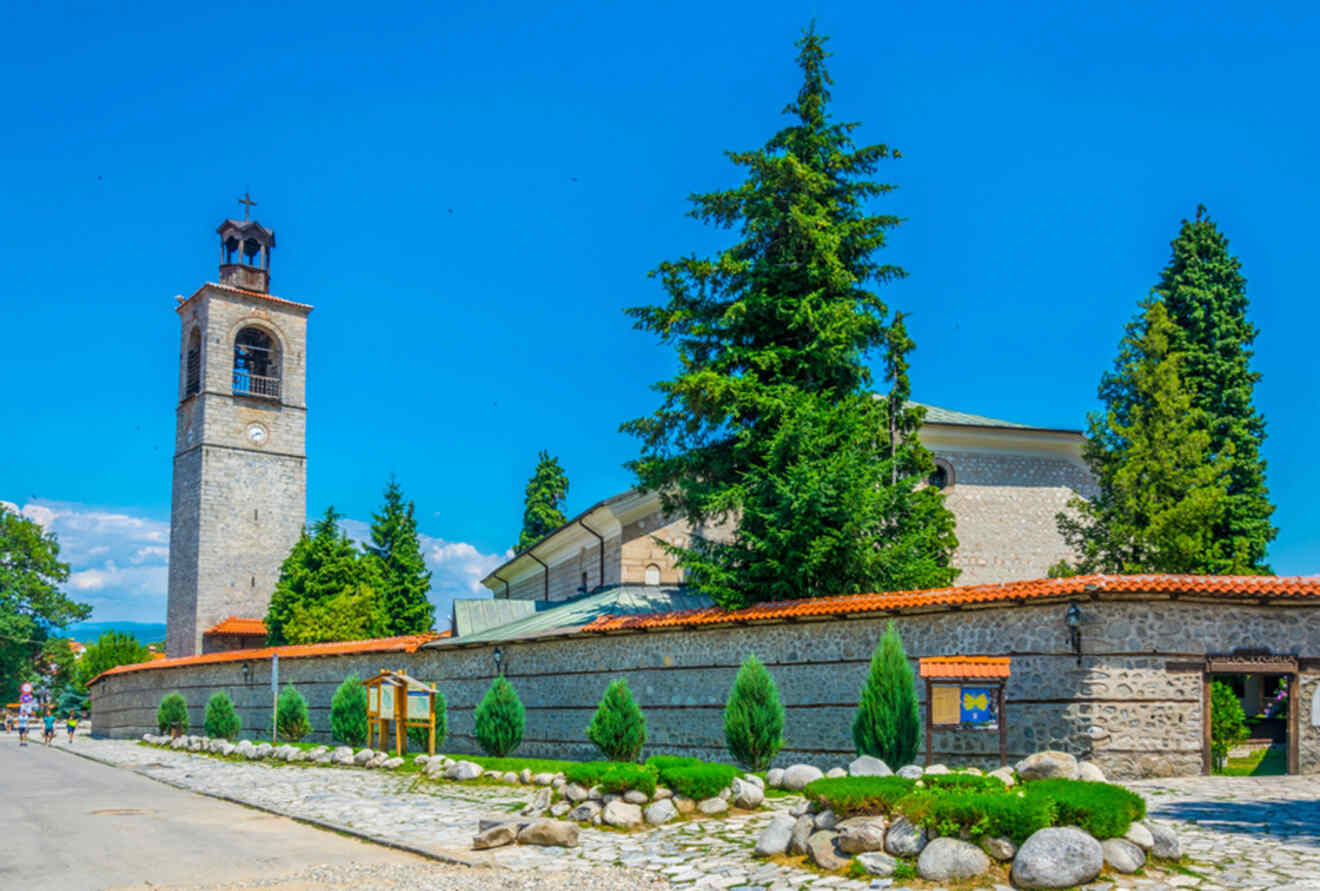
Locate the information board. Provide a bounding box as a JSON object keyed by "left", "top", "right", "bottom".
{"left": 931, "top": 685, "right": 960, "bottom": 725}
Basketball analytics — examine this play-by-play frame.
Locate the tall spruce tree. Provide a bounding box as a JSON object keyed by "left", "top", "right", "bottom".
{"left": 621, "top": 27, "right": 956, "bottom": 608}
{"left": 265, "top": 506, "right": 384, "bottom": 645}
{"left": 366, "top": 476, "right": 434, "bottom": 634}
{"left": 1055, "top": 299, "right": 1236, "bottom": 574}
{"left": 516, "top": 451, "right": 569, "bottom": 552}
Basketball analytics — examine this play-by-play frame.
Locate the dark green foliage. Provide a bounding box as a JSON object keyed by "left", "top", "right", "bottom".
{"left": 621, "top": 28, "right": 957, "bottom": 609}
{"left": 516, "top": 452, "right": 569, "bottom": 552}
{"left": 1210, "top": 680, "right": 1249, "bottom": 772}
{"left": 330, "top": 673, "right": 368, "bottom": 746}
{"left": 366, "top": 476, "right": 435, "bottom": 635}
{"left": 852, "top": 622, "right": 921, "bottom": 766}
{"left": 406, "top": 689, "right": 447, "bottom": 752}
{"left": 804, "top": 776, "right": 916, "bottom": 816}
{"left": 563, "top": 761, "right": 659, "bottom": 796}
{"left": 906, "top": 787, "right": 1055, "bottom": 844}
{"left": 203, "top": 690, "right": 241, "bottom": 739}
{"left": 265, "top": 506, "right": 386, "bottom": 645}
{"left": 586, "top": 678, "right": 647, "bottom": 761}
{"left": 276, "top": 685, "right": 311, "bottom": 742}
{"left": 473, "top": 676, "right": 524, "bottom": 757}
{"left": 921, "top": 773, "right": 1006, "bottom": 793}
{"left": 0, "top": 504, "right": 90, "bottom": 703}
{"left": 77, "top": 631, "right": 153, "bottom": 688}
{"left": 723, "top": 654, "right": 785, "bottom": 770}
{"left": 654, "top": 763, "right": 740, "bottom": 800}
{"left": 1024, "top": 779, "right": 1146, "bottom": 839}
{"left": 157, "top": 691, "right": 189, "bottom": 734}
{"left": 56, "top": 687, "right": 88, "bottom": 716}
{"left": 645, "top": 754, "right": 701, "bottom": 772}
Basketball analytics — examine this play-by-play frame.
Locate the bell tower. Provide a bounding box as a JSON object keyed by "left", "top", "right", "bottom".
{"left": 165, "top": 197, "right": 313, "bottom": 658}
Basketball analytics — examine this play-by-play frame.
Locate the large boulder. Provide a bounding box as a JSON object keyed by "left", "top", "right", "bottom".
{"left": 1011, "top": 827, "right": 1104, "bottom": 888}
{"left": 806, "top": 831, "right": 849, "bottom": 870}
{"left": 812, "top": 809, "right": 837, "bottom": 830}
{"left": 781, "top": 764, "right": 825, "bottom": 791}
{"left": 253, "top": 743, "right": 273, "bottom": 759}
{"left": 923, "top": 763, "right": 950, "bottom": 775}
{"left": 235, "top": 741, "right": 255, "bottom": 758}
{"left": 884, "top": 816, "right": 928, "bottom": 856}
{"left": 754, "top": 814, "right": 796, "bottom": 857}
{"left": 367, "top": 752, "right": 388, "bottom": 768}
{"left": 1077, "top": 761, "right": 1106, "bottom": 783}
{"left": 765, "top": 767, "right": 785, "bottom": 788}
{"left": 896, "top": 764, "right": 924, "bottom": 780}
{"left": 672, "top": 796, "right": 695, "bottom": 815}
{"left": 855, "top": 852, "right": 897, "bottom": 877}
{"left": 1101, "top": 838, "right": 1146, "bottom": 873}
{"left": 917, "top": 837, "right": 990, "bottom": 882}
{"left": 731, "top": 778, "right": 764, "bottom": 809}
{"left": 353, "top": 749, "right": 374, "bottom": 766}
{"left": 848, "top": 755, "right": 892, "bottom": 777}
{"left": 987, "top": 766, "right": 1016, "bottom": 787}
{"left": 330, "top": 746, "right": 354, "bottom": 766}
{"left": 644, "top": 798, "right": 677, "bottom": 825}
{"left": 472, "top": 823, "right": 517, "bottom": 849}
{"left": 532, "top": 772, "right": 556, "bottom": 786}
{"left": 835, "top": 816, "right": 888, "bottom": 854}
{"left": 517, "top": 820, "right": 579, "bottom": 847}
{"left": 825, "top": 767, "right": 847, "bottom": 779}
{"left": 501, "top": 771, "right": 519, "bottom": 784}
{"left": 219, "top": 742, "right": 236, "bottom": 757}
{"left": 1124, "top": 821, "right": 1155, "bottom": 851}
{"left": 445, "top": 760, "right": 484, "bottom": 781}
{"left": 622, "top": 790, "right": 648, "bottom": 805}
{"left": 1014, "top": 750, "right": 1080, "bottom": 781}
{"left": 1149, "top": 823, "right": 1182, "bottom": 859}
{"left": 697, "top": 797, "right": 729, "bottom": 816}
{"left": 564, "top": 782, "right": 590, "bottom": 802}
{"left": 788, "top": 815, "right": 814, "bottom": 856}
{"left": 602, "top": 800, "right": 642, "bottom": 828}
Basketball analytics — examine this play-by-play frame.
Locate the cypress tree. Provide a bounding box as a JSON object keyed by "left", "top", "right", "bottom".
{"left": 622, "top": 28, "right": 956, "bottom": 607}
{"left": 851, "top": 622, "right": 920, "bottom": 767}
{"left": 585, "top": 678, "right": 647, "bottom": 762}
{"left": 203, "top": 690, "right": 242, "bottom": 739}
{"left": 473, "top": 676, "right": 524, "bottom": 757}
{"left": 330, "top": 673, "right": 368, "bottom": 746}
{"left": 366, "top": 476, "right": 435, "bottom": 635}
{"left": 516, "top": 451, "right": 570, "bottom": 552}
{"left": 723, "top": 654, "right": 785, "bottom": 771}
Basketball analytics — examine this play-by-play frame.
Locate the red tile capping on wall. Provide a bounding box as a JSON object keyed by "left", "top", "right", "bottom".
{"left": 918, "top": 656, "right": 1012, "bottom": 679}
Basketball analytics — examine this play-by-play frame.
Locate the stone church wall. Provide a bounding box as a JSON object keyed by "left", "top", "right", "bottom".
{"left": 92, "top": 597, "right": 1320, "bottom": 778}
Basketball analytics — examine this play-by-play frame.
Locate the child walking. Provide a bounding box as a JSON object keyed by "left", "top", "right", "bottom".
{"left": 67, "top": 712, "right": 78, "bottom": 743}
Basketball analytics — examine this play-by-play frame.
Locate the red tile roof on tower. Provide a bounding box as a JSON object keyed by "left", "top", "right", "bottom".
{"left": 204, "top": 617, "right": 268, "bottom": 636}
{"left": 580, "top": 574, "right": 1320, "bottom": 633}
{"left": 919, "top": 656, "right": 1012, "bottom": 678}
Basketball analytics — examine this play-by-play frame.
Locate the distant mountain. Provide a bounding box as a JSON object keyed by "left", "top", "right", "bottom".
{"left": 64, "top": 621, "right": 167, "bottom": 644}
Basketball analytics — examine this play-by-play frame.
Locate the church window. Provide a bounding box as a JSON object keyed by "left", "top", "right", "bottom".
{"left": 232, "top": 327, "right": 281, "bottom": 399}
{"left": 927, "top": 459, "right": 954, "bottom": 491}
{"left": 644, "top": 564, "right": 661, "bottom": 586}
{"left": 185, "top": 328, "right": 201, "bottom": 396}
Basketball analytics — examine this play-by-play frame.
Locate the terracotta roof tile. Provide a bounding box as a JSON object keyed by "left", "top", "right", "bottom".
{"left": 178, "top": 282, "right": 314, "bottom": 312}
{"left": 919, "top": 656, "right": 1012, "bottom": 678}
{"left": 86, "top": 633, "right": 441, "bottom": 686}
{"left": 204, "top": 617, "right": 268, "bottom": 636}
{"left": 580, "top": 574, "right": 1320, "bottom": 633}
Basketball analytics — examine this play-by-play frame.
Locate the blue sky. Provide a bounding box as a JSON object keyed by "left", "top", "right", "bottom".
{"left": 2, "top": 1, "right": 1316, "bottom": 624}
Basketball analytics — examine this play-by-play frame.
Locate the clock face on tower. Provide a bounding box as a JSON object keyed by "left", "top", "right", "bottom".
{"left": 246, "top": 423, "right": 268, "bottom": 445}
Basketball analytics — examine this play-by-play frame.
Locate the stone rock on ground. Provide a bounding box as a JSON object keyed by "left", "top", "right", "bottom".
{"left": 254, "top": 743, "right": 273, "bottom": 759}
{"left": 1011, "top": 827, "right": 1103, "bottom": 888}
{"left": 517, "top": 819, "right": 579, "bottom": 847}
{"left": 532, "top": 772, "right": 556, "bottom": 786}
{"left": 644, "top": 798, "right": 677, "bottom": 825}
{"left": 414, "top": 755, "right": 429, "bottom": 767}
{"left": 170, "top": 737, "right": 187, "bottom": 750}
{"left": 781, "top": 764, "right": 825, "bottom": 791}
{"left": 835, "top": 816, "right": 887, "bottom": 854}
{"left": 484, "top": 769, "right": 503, "bottom": 780}
{"left": 884, "top": 815, "right": 928, "bottom": 856}
{"left": 549, "top": 802, "right": 571, "bottom": 817}
{"left": 1149, "top": 822, "right": 1181, "bottom": 859}
{"left": 731, "top": 778, "right": 764, "bottom": 809}
{"left": 519, "top": 768, "right": 532, "bottom": 784}
{"left": 653, "top": 786, "right": 672, "bottom": 800}
{"left": 741, "top": 773, "right": 764, "bottom": 788}
{"left": 424, "top": 758, "right": 448, "bottom": 778}
{"left": 1124, "top": 821, "right": 1155, "bottom": 851}
{"left": 672, "top": 796, "right": 695, "bottom": 815}
{"left": 568, "top": 801, "right": 601, "bottom": 822}
{"left": 754, "top": 814, "right": 796, "bottom": 857}
{"left": 445, "top": 761, "right": 484, "bottom": 781}
{"left": 472, "top": 823, "right": 517, "bottom": 849}
{"left": 980, "top": 835, "right": 1017, "bottom": 861}
{"left": 501, "top": 771, "right": 519, "bottom": 784}
{"left": 367, "top": 752, "right": 388, "bottom": 768}
{"left": 564, "top": 782, "right": 590, "bottom": 802}
{"left": 825, "top": 767, "right": 847, "bottom": 778}
{"left": 1101, "top": 837, "right": 1146, "bottom": 873}
{"left": 923, "top": 763, "right": 950, "bottom": 775}
{"left": 896, "top": 764, "right": 924, "bottom": 779}
{"left": 855, "top": 851, "right": 897, "bottom": 877}
{"left": 520, "top": 787, "right": 551, "bottom": 816}
{"left": 848, "top": 755, "right": 892, "bottom": 777}
{"left": 917, "top": 837, "right": 991, "bottom": 882}
{"left": 1014, "top": 750, "right": 1080, "bottom": 781}
{"left": 788, "top": 814, "right": 814, "bottom": 856}
{"left": 812, "top": 809, "right": 837, "bottom": 830}
{"left": 622, "top": 790, "right": 648, "bottom": 805}
{"left": 382, "top": 756, "right": 404, "bottom": 769}
{"left": 697, "top": 797, "right": 728, "bottom": 816}
{"left": 478, "top": 817, "right": 531, "bottom": 833}
{"left": 766, "top": 767, "right": 785, "bottom": 788}
{"left": 988, "top": 766, "right": 1016, "bottom": 787}
{"left": 353, "top": 749, "right": 374, "bottom": 766}
{"left": 219, "top": 743, "right": 236, "bottom": 757}
{"left": 806, "top": 831, "right": 850, "bottom": 870}
{"left": 1078, "top": 760, "right": 1106, "bottom": 782}
{"left": 602, "top": 800, "right": 643, "bottom": 828}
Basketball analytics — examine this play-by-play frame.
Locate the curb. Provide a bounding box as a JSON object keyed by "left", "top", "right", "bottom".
{"left": 48, "top": 742, "right": 485, "bottom": 869}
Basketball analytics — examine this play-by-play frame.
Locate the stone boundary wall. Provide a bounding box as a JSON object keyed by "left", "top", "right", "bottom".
{"left": 90, "top": 597, "right": 1320, "bottom": 778}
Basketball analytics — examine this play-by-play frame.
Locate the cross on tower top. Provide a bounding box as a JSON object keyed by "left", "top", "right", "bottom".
{"left": 238, "top": 191, "right": 257, "bottom": 220}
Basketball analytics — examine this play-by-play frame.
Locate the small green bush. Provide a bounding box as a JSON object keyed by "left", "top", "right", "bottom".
{"left": 330, "top": 673, "right": 367, "bottom": 746}
{"left": 276, "top": 685, "right": 311, "bottom": 742}
{"left": 852, "top": 621, "right": 921, "bottom": 767}
{"left": 656, "top": 763, "right": 740, "bottom": 800}
{"left": 904, "top": 788, "right": 1054, "bottom": 844}
{"left": 405, "top": 689, "right": 447, "bottom": 752}
{"left": 157, "top": 691, "right": 189, "bottom": 735}
{"left": 203, "top": 690, "right": 241, "bottom": 739}
{"left": 921, "top": 773, "right": 1006, "bottom": 793}
{"left": 563, "top": 761, "right": 659, "bottom": 796}
{"left": 723, "top": 654, "right": 785, "bottom": 771}
{"left": 804, "top": 776, "right": 916, "bottom": 817}
{"left": 1210, "top": 680, "right": 1248, "bottom": 773}
{"left": 586, "top": 678, "right": 647, "bottom": 761}
{"left": 474, "top": 675, "right": 524, "bottom": 757}
{"left": 1025, "top": 779, "right": 1146, "bottom": 839}
{"left": 646, "top": 754, "right": 701, "bottom": 772}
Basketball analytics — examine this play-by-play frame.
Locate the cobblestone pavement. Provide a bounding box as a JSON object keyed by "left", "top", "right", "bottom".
{"left": 59, "top": 738, "right": 1320, "bottom": 890}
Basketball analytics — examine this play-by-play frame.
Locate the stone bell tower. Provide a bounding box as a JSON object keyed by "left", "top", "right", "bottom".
{"left": 165, "top": 196, "right": 313, "bottom": 658}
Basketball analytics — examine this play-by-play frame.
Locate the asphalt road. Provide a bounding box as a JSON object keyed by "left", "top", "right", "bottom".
{"left": 0, "top": 734, "right": 424, "bottom": 890}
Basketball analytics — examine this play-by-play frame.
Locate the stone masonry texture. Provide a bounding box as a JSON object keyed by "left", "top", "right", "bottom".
{"left": 94, "top": 595, "right": 1320, "bottom": 778}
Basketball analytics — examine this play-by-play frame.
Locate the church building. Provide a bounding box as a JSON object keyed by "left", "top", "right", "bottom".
{"left": 165, "top": 205, "right": 312, "bottom": 657}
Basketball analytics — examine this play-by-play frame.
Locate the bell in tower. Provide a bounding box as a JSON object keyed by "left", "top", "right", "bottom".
{"left": 217, "top": 192, "right": 276, "bottom": 293}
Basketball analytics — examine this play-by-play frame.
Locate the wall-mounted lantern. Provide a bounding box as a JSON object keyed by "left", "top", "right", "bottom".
{"left": 242, "top": 662, "right": 250, "bottom": 685}
{"left": 1066, "top": 602, "right": 1083, "bottom": 665}
{"left": 492, "top": 646, "right": 503, "bottom": 676}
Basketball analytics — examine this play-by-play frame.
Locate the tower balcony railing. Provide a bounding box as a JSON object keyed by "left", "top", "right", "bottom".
{"left": 232, "top": 372, "right": 281, "bottom": 400}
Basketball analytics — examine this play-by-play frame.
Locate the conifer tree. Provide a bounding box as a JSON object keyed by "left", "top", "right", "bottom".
{"left": 723, "top": 654, "right": 785, "bottom": 771}
{"left": 622, "top": 28, "right": 956, "bottom": 607}
{"left": 586, "top": 678, "right": 647, "bottom": 762}
{"left": 366, "top": 476, "right": 434, "bottom": 635}
{"left": 1055, "top": 300, "right": 1235, "bottom": 574}
{"left": 851, "top": 622, "right": 920, "bottom": 767}
{"left": 330, "top": 672, "right": 368, "bottom": 746}
{"left": 473, "top": 675, "right": 524, "bottom": 757}
{"left": 516, "top": 452, "right": 569, "bottom": 552}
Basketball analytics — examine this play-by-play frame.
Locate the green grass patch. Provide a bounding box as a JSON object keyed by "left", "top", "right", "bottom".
{"left": 647, "top": 756, "right": 740, "bottom": 800}
{"left": 562, "top": 761, "right": 659, "bottom": 796}
{"left": 1220, "top": 746, "right": 1286, "bottom": 776}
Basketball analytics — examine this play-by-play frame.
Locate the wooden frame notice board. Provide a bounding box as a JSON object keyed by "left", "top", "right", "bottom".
{"left": 918, "top": 657, "right": 1011, "bottom": 768}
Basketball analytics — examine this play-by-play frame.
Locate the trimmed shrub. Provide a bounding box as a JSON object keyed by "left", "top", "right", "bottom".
{"left": 406, "top": 689, "right": 447, "bottom": 753}
{"left": 203, "top": 690, "right": 241, "bottom": 739}
{"left": 852, "top": 621, "right": 921, "bottom": 766}
{"left": 276, "top": 685, "right": 311, "bottom": 742}
{"left": 330, "top": 673, "right": 368, "bottom": 747}
{"left": 1025, "top": 779, "right": 1146, "bottom": 839}
{"left": 563, "top": 761, "right": 659, "bottom": 796}
{"left": 906, "top": 788, "right": 1055, "bottom": 844}
{"left": 804, "top": 776, "right": 916, "bottom": 817}
{"left": 1210, "top": 680, "right": 1248, "bottom": 772}
{"left": 474, "top": 675, "right": 524, "bottom": 757}
{"left": 723, "top": 654, "right": 785, "bottom": 770}
{"left": 921, "top": 773, "right": 1006, "bottom": 793}
{"left": 586, "top": 678, "right": 647, "bottom": 761}
{"left": 646, "top": 754, "right": 702, "bottom": 772}
{"left": 157, "top": 691, "right": 189, "bottom": 735}
{"left": 656, "top": 763, "right": 740, "bottom": 800}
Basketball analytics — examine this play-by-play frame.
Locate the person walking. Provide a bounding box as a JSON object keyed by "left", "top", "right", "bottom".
{"left": 66, "top": 712, "right": 78, "bottom": 743}
{"left": 42, "top": 710, "right": 56, "bottom": 745}
{"left": 17, "top": 711, "right": 28, "bottom": 746}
